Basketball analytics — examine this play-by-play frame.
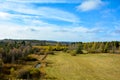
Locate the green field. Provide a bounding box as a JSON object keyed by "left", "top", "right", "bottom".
{"left": 45, "top": 52, "right": 120, "bottom": 80}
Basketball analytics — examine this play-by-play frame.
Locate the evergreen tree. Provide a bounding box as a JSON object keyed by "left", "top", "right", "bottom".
{"left": 98, "top": 42, "right": 104, "bottom": 53}
{"left": 104, "top": 42, "right": 109, "bottom": 53}
{"left": 91, "top": 42, "right": 97, "bottom": 53}
{"left": 76, "top": 43, "right": 83, "bottom": 54}
{"left": 83, "top": 43, "right": 87, "bottom": 50}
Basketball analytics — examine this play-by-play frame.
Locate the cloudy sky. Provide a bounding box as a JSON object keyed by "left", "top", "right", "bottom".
{"left": 0, "top": 0, "right": 120, "bottom": 42}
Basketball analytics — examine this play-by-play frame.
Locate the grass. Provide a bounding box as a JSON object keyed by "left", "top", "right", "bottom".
{"left": 45, "top": 52, "right": 120, "bottom": 80}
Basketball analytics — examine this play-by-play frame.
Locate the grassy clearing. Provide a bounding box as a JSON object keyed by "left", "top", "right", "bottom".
{"left": 45, "top": 52, "right": 120, "bottom": 80}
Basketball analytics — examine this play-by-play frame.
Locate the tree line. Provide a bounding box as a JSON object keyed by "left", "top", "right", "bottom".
{"left": 69, "top": 41, "right": 120, "bottom": 54}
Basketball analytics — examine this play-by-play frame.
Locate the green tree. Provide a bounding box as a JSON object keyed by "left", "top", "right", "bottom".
{"left": 98, "top": 42, "right": 104, "bottom": 53}
{"left": 55, "top": 42, "right": 61, "bottom": 51}
{"left": 83, "top": 43, "right": 87, "bottom": 50}
{"left": 48, "top": 46, "right": 52, "bottom": 51}
{"left": 103, "top": 42, "right": 109, "bottom": 53}
{"left": 0, "top": 59, "right": 3, "bottom": 72}
{"left": 76, "top": 43, "right": 83, "bottom": 54}
{"left": 91, "top": 42, "right": 97, "bottom": 53}
{"left": 0, "top": 48, "right": 4, "bottom": 59}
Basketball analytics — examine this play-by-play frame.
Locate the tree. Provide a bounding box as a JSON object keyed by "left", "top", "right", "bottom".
{"left": 48, "top": 46, "right": 52, "bottom": 51}
{"left": 55, "top": 42, "right": 61, "bottom": 51}
{"left": 112, "top": 41, "right": 117, "bottom": 53}
{"left": 21, "top": 41, "right": 26, "bottom": 46}
{"left": 76, "top": 43, "right": 83, "bottom": 54}
{"left": 87, "top": 42, "right": 92, "bottom": 52}
{"left": 98, "top": 42, "right": 104, "bottom": 53}
{"left": 91, "top": 42, "right": 97, "bottom": 53}
{"left": 0, "top": 59, "right": 3, "bottom": 72}
{"left": 83, "top": 43, "right": 87, "bottom": 50}
{"left": 103, "top": 42, "right": 109, "bottom": 53}
{"left": 0, "top": 48, "right": 4, "bottom": 59}
{"left": 9, "top": 48, "right": 16, "bottom": 64}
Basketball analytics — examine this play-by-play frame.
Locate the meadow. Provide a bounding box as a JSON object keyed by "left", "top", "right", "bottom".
{"left": 0, "top": 40, "right": 120, "bottom": 79}
{"left": 45, "top": 52, "right": 120, "bottom": 80}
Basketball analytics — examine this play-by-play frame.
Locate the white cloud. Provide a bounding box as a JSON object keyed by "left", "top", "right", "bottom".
{"left": 77, "top": 0, "right": 103, "bottom": 11}
{"left": 37, "top": 7, "right": 79, "bottom": 23}
{"left": 0, "top": 12, "right": 11, "bottom": 20}
{"left": 0, "top": 20, "right": 105, "bottom": 41}
{"left": 0, "top": 10, "right": 106, "bottom": 41}
{"left": 0, "top": 2, "right": 79, "bottom": 23}
{"left": 0, "top": 18, "right": 118, "bottom": 41}
{"left": 0, "top": 1, "right": 118, "bottom": 41}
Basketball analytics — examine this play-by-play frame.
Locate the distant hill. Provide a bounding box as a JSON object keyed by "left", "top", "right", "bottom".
{"left": 0, "top": 39, "right": 71, "bottom": 46}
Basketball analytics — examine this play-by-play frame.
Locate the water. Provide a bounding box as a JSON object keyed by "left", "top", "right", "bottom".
{"left": 35, "top": 63, "right": 41, "bottom": 68}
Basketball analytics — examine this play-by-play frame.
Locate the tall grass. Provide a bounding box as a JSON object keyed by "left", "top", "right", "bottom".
{"left": 45, "top": 52, "right": 120, "bottom": 80}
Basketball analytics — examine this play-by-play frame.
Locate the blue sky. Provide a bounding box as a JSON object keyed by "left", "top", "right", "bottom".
{"left": 0, "top": 0, "right": 120, "bottom": 42}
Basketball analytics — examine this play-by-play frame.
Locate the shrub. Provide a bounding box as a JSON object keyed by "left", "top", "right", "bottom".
{"left": 17, "top": 69, "right": 30, "bottom": 79}
{"left": 66, "top": 50, "right": 71, "bottom": 53}
{"left": 70, "top": 50, "right": 76, "bottom": 56}
{"left": 63, "top": 48, "right": 68, "bottom": 52}
{"left": 76, "top": 44, "right": 83, "bottom": 54}
{"left": 46, "top": 51, "right": 54, "bottom": 55}
{"left": 22, "top": 56, "right": 37, "bottom": 61}
{"left": 30, "top": 68, "right": 40, "bottom": 78}
{"left": 82, "top": 50, "right": 88, "bottom": 54}
{"left": 39, "top": 50, "right": 46, "bottom": 55}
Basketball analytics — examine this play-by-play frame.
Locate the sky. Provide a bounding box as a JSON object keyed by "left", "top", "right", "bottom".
{"left": 0, "top": 0, "right": 120, "bottom": 42}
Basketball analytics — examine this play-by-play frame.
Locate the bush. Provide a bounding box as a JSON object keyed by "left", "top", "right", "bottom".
{"left": 63, "top": 48, "right": 68, "bottom": 52}
{"left": 22, "top": 56, "right": 37, "bottom": 61}
{"left": 76, "top": 43, "right": 83, "bottom": 54}
{"left": 66, "top": 50, "right": 71, "bottom": 53}
{"left": 76, "top": 49, "right": 83, "bottom": 54}
{"left": 30, "top": 68, "right": 40, "bottom": 78}
{"left": 17, "top": 68, "right": 40, "bottom": 79}
{"left": 46, "top": 51, "right": 54, "bottom": 55}
{"left": 70, "top": 50, "right": 76, "bottom": 56}
{"left": 17, "top": 69, "right": 30, "bottom": 79}
{"left": 39, "top": 50, "right": 46, "bottom": 55}
{"left": 82, "top": 50, "right": 88, "bottom": 54}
